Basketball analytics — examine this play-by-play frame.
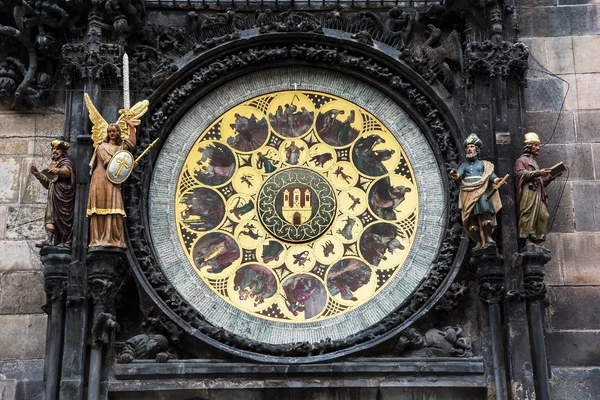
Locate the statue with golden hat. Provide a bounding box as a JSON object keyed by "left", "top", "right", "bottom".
{"left": 30, "top": 139, "right": 76, "bottom": 248}
{"left": 514, "top": 132, "right": 564, "bottom": 246}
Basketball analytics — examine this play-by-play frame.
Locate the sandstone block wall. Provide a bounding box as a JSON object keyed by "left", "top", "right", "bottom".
{"left": 0, "top": 103, "right": 65, "bottom": 367}
{"left": 518, "top": 1, "right": 600, "bottom": 398}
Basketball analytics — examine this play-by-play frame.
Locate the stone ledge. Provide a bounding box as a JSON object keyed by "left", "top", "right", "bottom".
{"left": 111, "top": 358, "right": 486, "bottom": 391}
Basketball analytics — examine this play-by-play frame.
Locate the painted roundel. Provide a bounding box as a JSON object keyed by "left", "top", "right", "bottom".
{"left": 173, "top": 90, "right": 419, "bottom": 323}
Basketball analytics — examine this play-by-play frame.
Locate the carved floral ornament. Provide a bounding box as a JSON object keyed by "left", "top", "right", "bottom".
{"left": 124, "top": 37, "right": 464, "bottom": 361}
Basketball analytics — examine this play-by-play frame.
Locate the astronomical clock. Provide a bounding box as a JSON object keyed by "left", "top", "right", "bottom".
{"left": 147, "top": 67, "right": 449, "bottom": 352}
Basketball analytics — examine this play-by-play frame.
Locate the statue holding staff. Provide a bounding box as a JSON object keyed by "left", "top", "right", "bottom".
{"left": 450, "top": 133, "right": 505, "bottom": 249}
{"left": 30, "top": 140, "right": 76, "bottom": 248}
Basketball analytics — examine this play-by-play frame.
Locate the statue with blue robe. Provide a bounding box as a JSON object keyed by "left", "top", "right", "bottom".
{"left": 450, "top": 133, "right": 503, "bottom": 249}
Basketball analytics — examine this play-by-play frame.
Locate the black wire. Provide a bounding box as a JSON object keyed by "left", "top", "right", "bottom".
{"left": 546, "top": 168, "right": 569, "bottom": 234}
{"left": 525, "top": 66, "right": 570, "bottom": 147}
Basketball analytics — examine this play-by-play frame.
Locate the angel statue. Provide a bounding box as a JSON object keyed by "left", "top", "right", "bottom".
{"left": 84, "top": 93, "right": 149, "bottom": 250}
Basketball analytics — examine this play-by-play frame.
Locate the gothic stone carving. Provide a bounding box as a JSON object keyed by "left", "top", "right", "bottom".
{"left": 393, "top": 326, "right": 473, "bottom": 357}
{"left": 124, "top": 39, "right": 463, "bottom": 358}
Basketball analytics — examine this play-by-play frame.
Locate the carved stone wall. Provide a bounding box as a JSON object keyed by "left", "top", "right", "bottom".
{"left": 518, "top": 1, "right": 600, "bottom": 398}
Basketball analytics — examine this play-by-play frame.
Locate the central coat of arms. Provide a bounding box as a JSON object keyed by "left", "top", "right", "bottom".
{"left": 279, "top": 185, "right": 315, "bottom": 225}
{"left": 258, "top": 168, "right": 336, "bottom": 243}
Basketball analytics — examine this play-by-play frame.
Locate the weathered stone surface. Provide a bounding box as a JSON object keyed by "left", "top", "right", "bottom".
{"left": 0, "top": 158, "right": 21, "bottom": 203}
{"left": 0, "top": 114, "right": 36, "bottom": 138}
{"left": 571, "top": 182, "right": 600, "bottom": 231}
{"left": 0, "top": 141, "right": 28, "bottom": 156}
{"left": 548, "top": 286, "right": 600, "bottom": 330}
{"left": 552, "top": 367, "right": 600, "bottom": 400}
{"left": 576, "top": 73, "right": 600, "bottom": 109}
{"left": 0, "top": 314, "right": 46, "bottom": 360}
{"left": 20, "top": 157, "right": 48, "bottom": 205}
{"left": 561, "top": 232, "right": 600, "bottom": 285}
{"left": 5, "top": 205, "right": 46, "bottom": 241}
{"left": 593, "top": 143, "right": 600, "bottom": 177}
{"left": 35, "top": 113, "right": 64, "bottom": 138}
{"left": 0, "top": 272, "right": 45, "bottom": 314}
{"left": 570, "top": 5, "right": 600, "bottom": 36}
{"left": 536, "top": 143, "right": 594, "bottom": 181}
{"left": 573, "top": 35, "right": 600, "bottom": 74}
{"left": 545, "top": 181, "right": 575, "bottom": 233}
{"left": 577, "top": 111, "right": 600, "bottom": 143}
{"left": 0, "top": 206, "right": 6, "bottom": 240}
{"left": 0, "top": 360, "right": 44, "bottom": 400}
{"left": 547, "top": 331, "right": 600, "bottom": 366}
{"left": 0, "top": 241, "right": 42, "bottom": 271}
{"left": 519, "top": 6, "right": 573, "bottom": 38}
{"left": 524, "top": 76, "right": 567, "bottom": 112}
{"left": 545, "top": 37, "right": 575, "bottom": 74}
{"left": 0, "top": 377, "right": 17, "bottom": 400}
{"left": 521, "top": 37, "right": 547, "bottom": 65}
{"left": 544, "top": 233, "right": 564, "bottom": 286}
{"left": 526, "top": 111, "right": 576, "bottom": 144}
{"left": 32, "top": 138, "right": 56, "bottom": 158}
{"left": 561, "top": 73, "right": 578, "bottom": 111}
{"left": 520, "top": 5, "right": 600, "bottom": 36}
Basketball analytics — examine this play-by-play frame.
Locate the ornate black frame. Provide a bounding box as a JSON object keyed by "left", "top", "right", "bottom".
{"left": 123, "top": 32, "right": 466, "bottom": 363}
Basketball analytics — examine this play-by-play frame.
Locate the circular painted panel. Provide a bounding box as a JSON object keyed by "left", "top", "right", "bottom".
{"left": 173, "top": 90, "right": 419, "bottom": 323}
{"left": 149, "top": 68, "right": 445, "bottom": 344}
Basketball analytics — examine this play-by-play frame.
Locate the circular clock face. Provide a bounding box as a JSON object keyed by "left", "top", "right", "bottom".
{"left": 173, "top": 90, "right": 419, "bottom": 322}
{"left": 149, "top": 68, "right": 444, "bottom": 344}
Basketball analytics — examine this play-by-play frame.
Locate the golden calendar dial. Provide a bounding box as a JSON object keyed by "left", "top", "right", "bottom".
{"left": 174, "top": 90, "right": 419, "bottom": 323}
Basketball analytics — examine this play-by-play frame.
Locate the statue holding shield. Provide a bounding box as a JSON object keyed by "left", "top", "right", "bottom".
{"left": 84, "top": 94, "right": 149, "bottom": 250}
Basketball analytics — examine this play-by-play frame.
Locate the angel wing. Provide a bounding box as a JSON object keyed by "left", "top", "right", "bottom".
{"left": 84, "top": 93, "right": 109, "bottom": 148}
{"left": 116, "top": 99, "right": 150, "bottom": 142}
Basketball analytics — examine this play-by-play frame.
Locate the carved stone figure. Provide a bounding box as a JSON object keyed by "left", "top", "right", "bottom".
{"left": 117, "top": 334, "right": 174, "bottom": 363}
{"left": 514, "top": 132, "right": 561, "bottom": 245}
{"left": 394, "top": 326, "right": 473, "bottom": 357}
{"left": 450, "top": 133, "right": 503, "bottom": 249}
{"left": 30, "top": 140, "right": 76, "bottom": 248}
{"left": 84, "top": 94, "right": 149, "bottom": 250}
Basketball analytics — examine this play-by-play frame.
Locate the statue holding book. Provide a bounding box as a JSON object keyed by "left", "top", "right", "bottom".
{"left": 514, "top": 132, "right": 565, "bottom": 246}
{"left": 30, "top": 140, "right": 76, "bottom": 248}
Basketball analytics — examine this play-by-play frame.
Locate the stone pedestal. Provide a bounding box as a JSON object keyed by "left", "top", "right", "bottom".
{"left": 521, "top": 245, "right": 552, "bottom": 400}
{"left": 471, "top": 245, "right": 507, "bottom": 400}
{"left": 87, "top": 250, "right": 124, "bottom": 400}
{"left": 41, "top": 248, "right": 71, "bottom": 400}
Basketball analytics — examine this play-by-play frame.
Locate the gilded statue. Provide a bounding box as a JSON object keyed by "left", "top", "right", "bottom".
{"left": 450, "top": 133, "right": 505, "bottom": 249}
{"left": 84, "top": 93, "right": 149, "bottom": 250}
{"left": 514, "top": 132, "right": 564, "bottom": 246}
{"left": 30, "top": 140, "right": 76, "bottom": 248}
